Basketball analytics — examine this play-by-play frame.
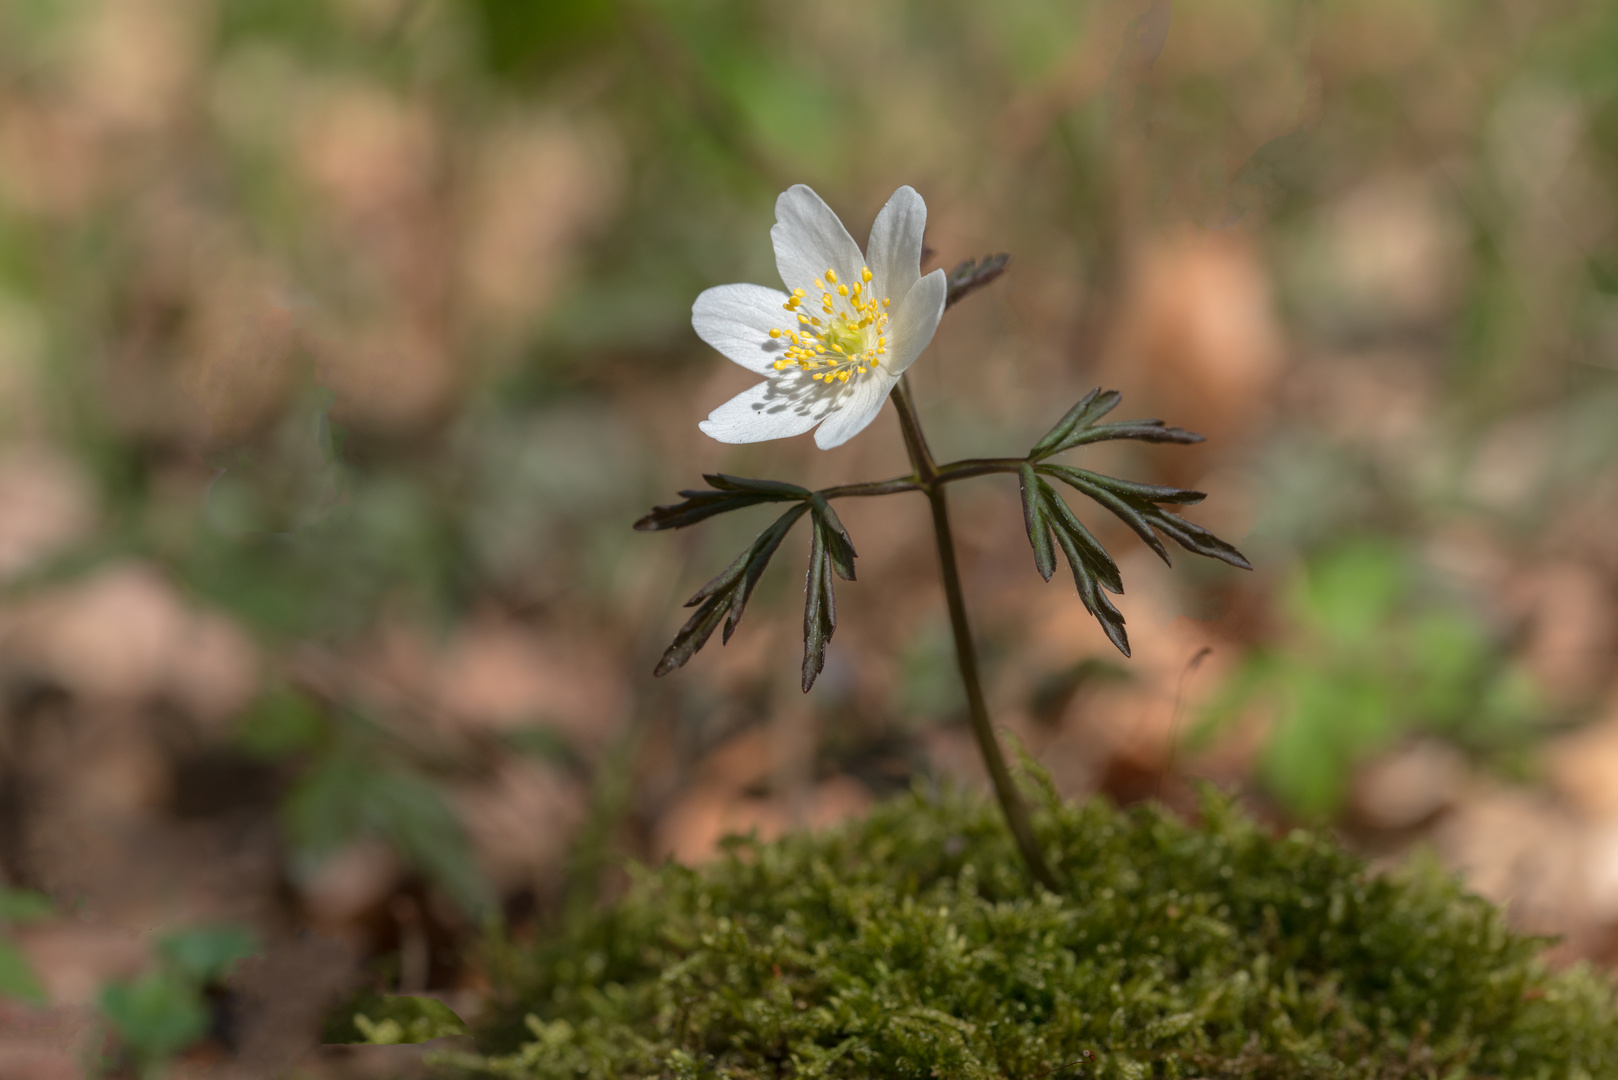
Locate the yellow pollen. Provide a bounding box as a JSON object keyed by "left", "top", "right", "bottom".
{"left": 862, "top": 266, "right": 872, "bottom": 282}
{"left": 792, "top": 288, "right": 805, "bottom": 297}
{"left": 825, "top": 268, "right": 838, "bottom": 283}
{"left": 769, "top": 328, "right": 782, "bottom": 338}
{"left": 814, "top": 278, "right": 825, "bottom": 291}
{"left": 837, "top": 283, "right": 848, "bottom": 296}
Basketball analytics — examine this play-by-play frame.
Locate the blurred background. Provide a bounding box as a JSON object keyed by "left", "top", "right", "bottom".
{"left": 1, "top": 0, "right": 1617, "bottom": 1073}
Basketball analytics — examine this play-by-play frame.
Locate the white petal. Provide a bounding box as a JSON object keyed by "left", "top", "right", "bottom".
{"left": 692, "top": 283, "right": 795, "bottom": 374}
{"left": 813, "top": 368, "right": 900, "bottom": 449}
{"left": 865, "top": 186, "right": 925, "bottom": 314}
{"left": 698, "top": 371, "right": 833, "bottom": 444}
{"left": 881, "top": 269, "right": 947, "bottom": 375}
{"left": 771, "top": 185, "right": 864, "bottom": 295}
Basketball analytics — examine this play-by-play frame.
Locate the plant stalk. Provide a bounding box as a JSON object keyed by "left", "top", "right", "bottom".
{"left": 890, "top": 376, "right": 1061, "bottom": 892}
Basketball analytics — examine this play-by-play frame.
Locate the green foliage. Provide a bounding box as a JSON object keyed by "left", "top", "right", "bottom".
{"left": 1197, "top": 541, "right": 1537, "bottom": 819}
{"left": 326, "top": 990, "right": 473, "bottom": 1045}
{"left": 99, "top": 923, "right": 260, "bottom": 1074}
{"left": 0, "top": 938, "right": 46, "bottom": 1007}
{"left": 451, "top": 786, "right": 1617, "bottom": 1079}
{"left": 0, "top": 887, "right": 52, "bottom": 923}
{"left": 233, "top": 685, "right": 495, "bottom": 919}
{"left": 158, "top": 924, "right": 260, "bottom": 986}
{"left": 101, "top": 971, "right": 211, "bottom": 1066}
{"left": 234, "top": 686, "right": 328, "bottom": 759}
{"left": 283, "top": 749, "right": 493, "bottom": 918}
{"left": 0, "top": 887, "right": 52, "bottom": 1006}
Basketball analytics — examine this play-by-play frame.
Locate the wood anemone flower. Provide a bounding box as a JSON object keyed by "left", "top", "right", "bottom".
{"left": 693, "top": 184, "right": 947, "bottom": 450}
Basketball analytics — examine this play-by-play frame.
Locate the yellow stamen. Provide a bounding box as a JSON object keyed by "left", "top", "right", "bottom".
{"left": 825, "top": 268, "right": 838, "bottom": 283}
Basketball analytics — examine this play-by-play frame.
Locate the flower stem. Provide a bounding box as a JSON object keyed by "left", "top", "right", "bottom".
{"left": 890, "top": 376, "right": 1061, "bottom": 892}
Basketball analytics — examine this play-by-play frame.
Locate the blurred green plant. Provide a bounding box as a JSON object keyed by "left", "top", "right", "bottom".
{"left": 236, "top": 687, "right": 494, "bottom": 918}
{"left": 1195, "top": 540, "right": 1537, "bottom": 820}
{"left": 0, "top": 888, "right": 52, "bottom": 1006}
{"left": 98, "top": 924, "right": 258, "bottom": 1077}
{"left": 324, "top": 988, "right": 471, "bottom": 1046}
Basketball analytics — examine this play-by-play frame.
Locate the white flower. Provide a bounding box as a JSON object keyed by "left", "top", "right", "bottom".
{"left": 692, "top": 185, "right": 948, "bottom": 450}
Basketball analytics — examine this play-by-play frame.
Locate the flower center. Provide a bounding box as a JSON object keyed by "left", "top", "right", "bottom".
{"left": 767, "top": 265, "right": 891, "bottom": 383}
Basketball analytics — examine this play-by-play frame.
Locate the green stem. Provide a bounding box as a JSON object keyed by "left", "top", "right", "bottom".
{"left": 817, "top": 477, "right": 924, "bottom": 499}
{"left": 890, "top": 376, "right": 1061, "bottom": 892}
{"left": 816, "top": 460, "right": 1020, "bottom": 503}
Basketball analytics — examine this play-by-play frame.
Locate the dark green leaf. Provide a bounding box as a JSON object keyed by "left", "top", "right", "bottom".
{"left": 944, "top": 253, "right": 1010, "bottom": 310}
{"left": 634, "top": 474, "right": 809, "bottom": 531}
{"left": 1051, "top": 521, "right": 1131, "bottom": 657}
{"left": 801, "top": 518, "right": 837, "bottom": 693}
{"left": 1018, "top": 463, "right": 1056, "bottom": 581}
{"left": 1038, "top": 479, "right": 1123, "bottom": 593}
{"left": 1041, "top": 465, "right": 1170, "bottom": 563}
{"left": 653, "top": 600, "right": 729, "bottom": 678}
{"left": 1029, "top": 385, "right": 1203, "bottom": 458}
{"left": 706, "top": 474, "right": 814, "bottom": 497}
{"left": 723, "top": 505, "right": 810, "bottom": 640}
{"left": 1028, "top": 388, "right": 1120, "bottom": 458}
{"left": 1040, "top": 464, "right": 1251, "bottom": 571}
{"left": 654, "top": 504, "right": 809, "bottom": 676}
{"left": 1058, "top": 419, "right": 1204, "bottom": 449}
{"left": 1140, "top": 505, "right": 1253, "bottom": 570}
{"left": 0, "top": 937, "right": 46, "bottom": 1006}
{"left": 1054, "top": 467, "right": 1206, "bottom": 505}
{"left": 1034, "top": 479, "right": 1129, "bottom": 655}
{"left": 809, "top": 494, "right": 857, "bottom": 581}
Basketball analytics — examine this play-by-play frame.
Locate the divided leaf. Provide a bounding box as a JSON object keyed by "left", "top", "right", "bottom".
{"left": 801, "top": 516, "right": 838, "bottom": 693}
{"left": 1029, "top": 388, "right": 1204, "bottom": 459}
{"left": 944, "top": 253, "right": 1011, "bottom": 310}
{"left": 1025, "top": 475, "right": 1130, "bottom": 656}
{"left": 653, "top": 504, "right": 809, "bottom": 677}
{"left": 1018, "top": 463, "right": 1057, "bottom": 581}
{"left": 635, "top": 474, "right": 810, "bottom": 532}
{"left": 809, "top": 494, "right": 857, "bottom": 582}
{"left": 1041, "top": 465, "right": 1253, "bottom": 570}
{"left": 1028, "top": 389, "right": 1120, "bottom": 458}
{"left": 1040, "top": 483, "right": 1123, "bottom": 594}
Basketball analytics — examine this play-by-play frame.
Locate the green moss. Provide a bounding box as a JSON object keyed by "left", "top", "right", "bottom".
{"left": 449, "top": 784, "right": 1617, "bottom": 1079}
